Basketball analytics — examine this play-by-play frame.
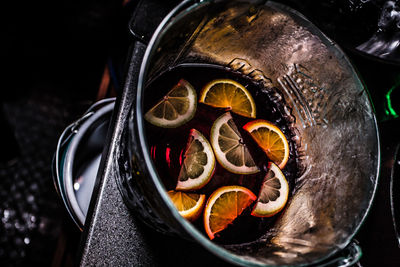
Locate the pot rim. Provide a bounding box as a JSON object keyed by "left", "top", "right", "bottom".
{"left": 135, "top": 1, "right": 381, "bottom": 266}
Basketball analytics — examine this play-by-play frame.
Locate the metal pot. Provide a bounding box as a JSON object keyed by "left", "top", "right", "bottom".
{"left": 116, "top": 0, "right": 380, "bottom": 265}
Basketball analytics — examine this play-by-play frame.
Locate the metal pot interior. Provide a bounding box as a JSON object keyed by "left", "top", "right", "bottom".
{"left": 136, "top": 0, "right": 380, "bottom": 265}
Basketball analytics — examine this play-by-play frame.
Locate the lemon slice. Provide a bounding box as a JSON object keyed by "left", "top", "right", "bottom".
{"left": 145, "top": 79, "right": 197, "bottom": 128}
{"left": 199, "top": 79, "right": 256, "bottom": 118}
{"left": 243, "top": 119, "right": 290, "bottom": 169}
{"left": 176, "top": 129, "right": 215, "bottom": 191}
{"left": 204, "top": 185, "right": 256, "bottom": 240}
{"left": 210, "top": 112, "right": 259, "bottom": 174}
{"left": 251, "top": 162, "right": 289, "bottom": 217}
{"left": 168, "top": 190, "right": 206, "bottom": 222}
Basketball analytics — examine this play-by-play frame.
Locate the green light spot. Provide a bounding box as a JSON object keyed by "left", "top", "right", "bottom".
{"left": 385, "top": 85, "right": 399, "bottom": 119}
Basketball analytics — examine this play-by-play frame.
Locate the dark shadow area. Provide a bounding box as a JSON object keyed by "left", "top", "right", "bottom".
{"left": 0, "top": 0, "right": 132, "bottom": 266}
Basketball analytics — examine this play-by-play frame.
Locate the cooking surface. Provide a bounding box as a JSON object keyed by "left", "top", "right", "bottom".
{"left": 2, "top": 0, "right": 400, "bottom": 266}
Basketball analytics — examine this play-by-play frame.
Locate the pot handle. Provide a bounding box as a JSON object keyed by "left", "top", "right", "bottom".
{"left": 52, "top": 97, "right": 116, "bottom": 196}
{"left": 129, "top": 0, "right": 188, "bottom": 44}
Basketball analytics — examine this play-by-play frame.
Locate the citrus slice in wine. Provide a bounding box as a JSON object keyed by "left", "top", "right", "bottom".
{"left": 167, "top": 190, "right": 206, "bottom": 222}
{"left": 199, "top": 79, "right": 256, "bottom": 118}
{"left": 176, "top": 129, "right": 215, "bottom": 191}
{"left": 243, "top": 119, "right": 289, "bottom": 169}
{"left": 251, "top": 162, "right": 289, "bottom": 217}
{"left": 210, "top": 112, "right": 259, "bottom": 174}
{"left": 145, "top": 79, "right": 197, "bottom": 128}
{"left": 204, "top": 186, "right": 256, "bottom": 240}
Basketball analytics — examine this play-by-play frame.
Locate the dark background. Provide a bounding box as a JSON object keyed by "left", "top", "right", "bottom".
{"left": 1, "top": 0, "right": 132, "bottom": 265}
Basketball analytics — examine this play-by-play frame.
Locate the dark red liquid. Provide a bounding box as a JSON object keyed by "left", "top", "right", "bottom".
{"left": 144, "top": 63, "right": 300, "bottom": 245}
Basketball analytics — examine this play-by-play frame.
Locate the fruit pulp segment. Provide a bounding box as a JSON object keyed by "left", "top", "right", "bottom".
{"left": 208, "top": 187, "right": 256, "bottom": 235}
{"left": 253, "top": 128, "right": 285, "bottom": 161}
{"left": 200, "top": 79, "right": 256, "bottom": 118}
{"left": 145, "top": 79, "right": 197, "bottom": 128}
{"left": 211, "top": 112, "right": 259, "bottom": 175}
{"left": 179, "top": 136, "right": 207, "bottom": 180}
{"left": 168, "top": 191, "right": 201, "bottom": 211}
{"left": 177, "top": 128, "right": 215, "bottom": 191}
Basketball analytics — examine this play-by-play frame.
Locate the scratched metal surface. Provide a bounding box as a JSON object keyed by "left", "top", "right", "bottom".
{"left": 129, "top": 0, "right": 380, "bottom": 265}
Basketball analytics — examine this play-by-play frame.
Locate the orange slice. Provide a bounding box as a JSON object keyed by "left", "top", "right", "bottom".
{"left": 176, "top": 129, "right": 215, "bottom": 191}
{"left": 199, "top": 79, "right": 256, "bottom": 118}
{"left": 145, "top": 79, "right": 197, "bottom": 128}
{"left": 210, "top": 112, "right": 259, "bottom": 174}
{"left": 251, "top": 162, "right": 289, "bottom": 217}
{"left": 168, "top": 190, "right": 206, "bottom": 222}
{"left": 204, "top": 186, "right": 256, "bottom": 240}
{"left": 243, "top": 120, "right": 290, "bottom": 169}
